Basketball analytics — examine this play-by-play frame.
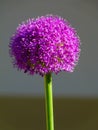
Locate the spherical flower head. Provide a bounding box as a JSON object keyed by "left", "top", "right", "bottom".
{"left": 9, "top": 14, "right": 81, "bottom": 76}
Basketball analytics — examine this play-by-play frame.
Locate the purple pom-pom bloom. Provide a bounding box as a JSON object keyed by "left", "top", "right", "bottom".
{"left": 9, "top": 15, "right": 81, "bottom": 76}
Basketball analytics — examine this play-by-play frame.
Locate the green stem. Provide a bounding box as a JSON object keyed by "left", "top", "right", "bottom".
{"left": 44, "top": 73, "right": 54, "bottom": 130}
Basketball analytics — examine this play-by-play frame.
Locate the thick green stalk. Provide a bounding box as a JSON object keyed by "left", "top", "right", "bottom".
{"left": 44, "top": 73, "right": 54, "bottom": 130}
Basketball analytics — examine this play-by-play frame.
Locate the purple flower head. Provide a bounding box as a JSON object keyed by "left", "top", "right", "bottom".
{"left": 9, "top": 15, "right": 81, "bottom": 76}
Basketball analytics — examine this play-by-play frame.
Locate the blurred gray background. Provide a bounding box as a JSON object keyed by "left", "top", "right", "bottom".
{"left": 0, "top": 0, "right": 98, "bottom": 97}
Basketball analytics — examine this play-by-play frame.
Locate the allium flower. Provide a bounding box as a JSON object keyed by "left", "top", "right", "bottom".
{"left": 9, "top": 15, "right": 80, "bottom": 76}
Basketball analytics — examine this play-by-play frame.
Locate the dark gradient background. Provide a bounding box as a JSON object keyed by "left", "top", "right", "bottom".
{"left": 0, "top": 0, "right": 98, "bottom": 97}
{"left": 0, "top": 0, "right": 98, "bottom": 129}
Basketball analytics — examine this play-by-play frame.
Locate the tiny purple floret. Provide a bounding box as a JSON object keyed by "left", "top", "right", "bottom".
{"left": 9, "top": 15, "right": 81, "bottom": 76}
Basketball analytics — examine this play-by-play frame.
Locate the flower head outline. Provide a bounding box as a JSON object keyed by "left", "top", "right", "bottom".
{"left": 9, "top": 15, "right": 81, "bottom": 76}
